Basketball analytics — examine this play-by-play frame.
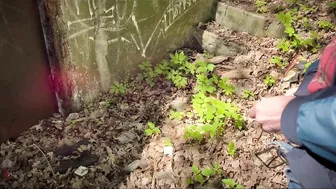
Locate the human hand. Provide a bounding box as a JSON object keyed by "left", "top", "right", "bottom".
{"left": 248, "top": 96, "right": 296, "bottom": 133}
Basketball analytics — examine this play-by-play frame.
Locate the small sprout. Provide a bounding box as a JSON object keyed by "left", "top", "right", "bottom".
{"left": 201, "top": 167, "right": 215, "bottom": 177}
{"left": 276, "top": 39, "right": 291, "bottom": 53}
{"left": 192, "top": 165, "right": 204, "bottom": 184}
{"left": 218, "top": 78, "right": 235, "bottom": 96}
{"left": 284, "top": 26, "right": 295, "bottom": 37}
{"left": 227, "top": 142, "right": 237, "bottom": 157}
{"left": 170, "top": 110, "right": 185, "bottom": 120}
{"left": 222, "top": 179, "right": 236, "bottom": 189}
{"left": 317, "top": 20, "right": 334, "bottom": 30}
{"left": 212, "top": 162, "right": 223, "bottom": 175}
{"left": 222, "top": 178, "right": 245, "bottom": 189}
{"left": 163, "top": 138, "right": 173, "bottom": 147}
{"left": 242, "top": 89, "right": 255, "bottom": 99}
{"left": 255, "top": 0, "right": 268, "bottom": 13}
{"left": 184, "top": 125, "right": 203, "bottom": 141}
{"left": 264, "top": 75, "right": 276, "bottom": 87}
{"left": 186, "top": 177, "right": 194, "bottom": 185}
{"left": 145, "top": 122, "right": 160, "bottom": 136}
{"left": 110, "top": 82, "right": 127, "bottom": 95}
{"left": 188, "top": 163, "right": 224, "bottom": 186}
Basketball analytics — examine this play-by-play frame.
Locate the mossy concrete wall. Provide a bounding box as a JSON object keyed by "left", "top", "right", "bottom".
{"left": 39, "top": 0, "right": 215, "bottom": 116}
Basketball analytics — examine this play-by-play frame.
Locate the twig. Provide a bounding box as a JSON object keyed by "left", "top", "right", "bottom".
{"left": 33, "top": 143, "right": 55, "bottom": 175}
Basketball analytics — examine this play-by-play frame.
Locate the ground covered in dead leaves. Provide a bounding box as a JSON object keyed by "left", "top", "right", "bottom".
{"left": 1, "top": 1, "right": 335, "bottom": 188}
{"left": 0, "top": 51, "right": 296, "bottom": 189}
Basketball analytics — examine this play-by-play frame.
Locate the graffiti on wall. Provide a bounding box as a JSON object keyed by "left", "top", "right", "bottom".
{"left": 64, "top": 0, "right": 200, "bottom": 91}
{"left": 67, "top": 0, "right": 198, "bottom": 57}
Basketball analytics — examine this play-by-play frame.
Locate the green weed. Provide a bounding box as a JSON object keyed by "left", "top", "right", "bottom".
{"left": 317, "top": 20, "right": 334, "bottom": 31}
{"left": 242, "top": 89, "right": 255, "bottom": 99}
{"left": 255, "top": 0, "right": 268, "bottom": 13}
{"left": 110, "top": 81, "right": 127, "bottom": 95}
{"left": 227, "top": 142, "right": 237, "bottom": 157}
{"left": 222, "top": 179, "right": 245, "bottom": 189}
{"left": 187, "top": 163, "right": 224, "bottom": 185}
{"left": 218, "top": 78, "right": 236, "bottom": 96}
{"left": 264, "top": 75, "right": 276, "bottom": 87}
{"left": 269, "top": 56, "right": 286, "bottom": 68}
{"left": 145, "top": 122, "right": 160, "bottom": 136}
{"left": 169, "top": 110, "right": 185, "bottom": 120}
{"left": 163, "top": 138, "right": 173, "bottom": 147}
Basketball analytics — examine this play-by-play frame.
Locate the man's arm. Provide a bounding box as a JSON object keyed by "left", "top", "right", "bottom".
{"left": 281, "top": 86, "right": 336, "bottom": 164}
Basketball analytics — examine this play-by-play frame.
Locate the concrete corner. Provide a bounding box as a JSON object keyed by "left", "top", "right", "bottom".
{"left": 215, "top": 2, "right": 285, "bottom": 38}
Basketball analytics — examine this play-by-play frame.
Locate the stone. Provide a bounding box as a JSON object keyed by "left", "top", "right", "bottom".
{"left": 124, "top": 159, "right": 149, "bottom": 172}
{"left": 266, "top": 20, "right": 286, "bottom": 38}
{"left": 199, "top": 30, "right": 248, "bottom": 56}
{"left": 39, "top": 0, "right": 216, "bottom": 112}
{"left": 74, "top": 166, "right": 88, "bottom": 177}
{"left": 65, "top": 113, "right": 80, "bottom": 122}
{"left": 215, "top": 3, "right": 285, "bottom": 38}
{"left": 141, "top": 177, "right": 150, "bottom": 186}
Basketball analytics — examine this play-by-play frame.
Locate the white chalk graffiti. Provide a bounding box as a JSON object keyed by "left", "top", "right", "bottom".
{"left": 65, "top": 0, "right": 199, "bottom": 91}
{"left": 67, "top": 0, "right": 199, "bottom": 58}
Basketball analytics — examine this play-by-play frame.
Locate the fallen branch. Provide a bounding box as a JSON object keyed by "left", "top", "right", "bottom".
{"left": 33, "top": 143, "right": 55, "bottom": 175}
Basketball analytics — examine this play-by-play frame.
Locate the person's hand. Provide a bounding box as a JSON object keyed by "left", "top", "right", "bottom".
{"left": 248, "top": 96, "right": 295, "bottom": 133}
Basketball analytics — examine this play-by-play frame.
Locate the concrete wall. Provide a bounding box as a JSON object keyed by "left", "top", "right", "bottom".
{"left": 0, "top": 0, "right": 57, "bottom": 142}
{"left": 39, "top": 0, "right": 215, "bottom": 116}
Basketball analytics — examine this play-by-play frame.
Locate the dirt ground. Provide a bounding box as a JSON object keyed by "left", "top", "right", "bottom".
{"left": 0, "top": 0, "right": 335, "bottom": 189}
{"left": 0, "top": 37, "right": 298, "bottom": 189}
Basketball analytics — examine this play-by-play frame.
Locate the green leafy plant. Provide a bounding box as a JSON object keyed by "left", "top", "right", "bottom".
{"left": 195, "top": 74, "right": 218, "bottom": 94}
{"left": 154, "top": 60, "right": 171, "bottom": 76}
{"left": 218, "top": 78, "right": 235, "bottom": 96}
{"left": 170, "top": 51, "right": 188, "bottom": 66}
{"left": 145, "top": 122, "right": 160, "bottom": 136}
{"left": 165, "top": 51, "right": 198, "bottom": 89}
{"left": 276, "top": 12, "right": 293, "bottom": 27}
{"left": 163, "top": 138, "right": 173, "bottom": 147}
{"left": 264, "top": 75, "right": 276, "bottom": 87}
{"left": 242, "top": 89, "right": 254, "bottom": 99}
{"left": 191, "top": 165, "right": 205, "bottom": 184}
{"left": 184, "top": 125, "right": 204, "bottom": 141}
{"left": 168, "top": 71, "right": 188, "bottom": 89}
{"left": 227, "top": 142, "right": 237, "bottom": 157}
{"left": 275, "top": 5, "right": 325, "bottom": 54}
{"left": 195, "top": 61, "right": 216, "bottom": 74}
{"left": 138, "top": 60, "right": 157, "bottom": 87}
{"left": 255, "top": 0, "right": 268, "bottom": 13}
{"left": 222, "top": 179, "right": 244, "bottom": 189}
{"left": 327, "top": 1, "right": 336, "bottom": 12}
{"left": 170, "top": 110, "right": 185, "bottom": 120}
{"left": 184, "top": 92, "right": 244, "bottom": 141}
{"left": 212, "top": 162, "right": 223, "bottom": 175}
{"left": 188, "top": 163, "right": 224, "bottom": 185}
{"left": 317, "top": 20, "right": 334, "bottom": 30}
{"left": 269, "top": 56, "right": 286, "bottom": 68}
{"left": 276, "top": 39, "right": 291, "bottom": 53}
{"left": 110, "top": 82, "right": 127, "bottom": 95}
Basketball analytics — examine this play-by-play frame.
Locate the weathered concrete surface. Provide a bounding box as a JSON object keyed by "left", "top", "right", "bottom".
{"left": 0, "top": 0, "right": 57, "bottom": 142}
{"left": 215, "top": 3, "right": 285, "bottom": 38}
{"left": 196, "top": 30, "right": 248, "bottom": 56}
{"left": 40, "top": 0, "right": 215, "bottom": 115}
